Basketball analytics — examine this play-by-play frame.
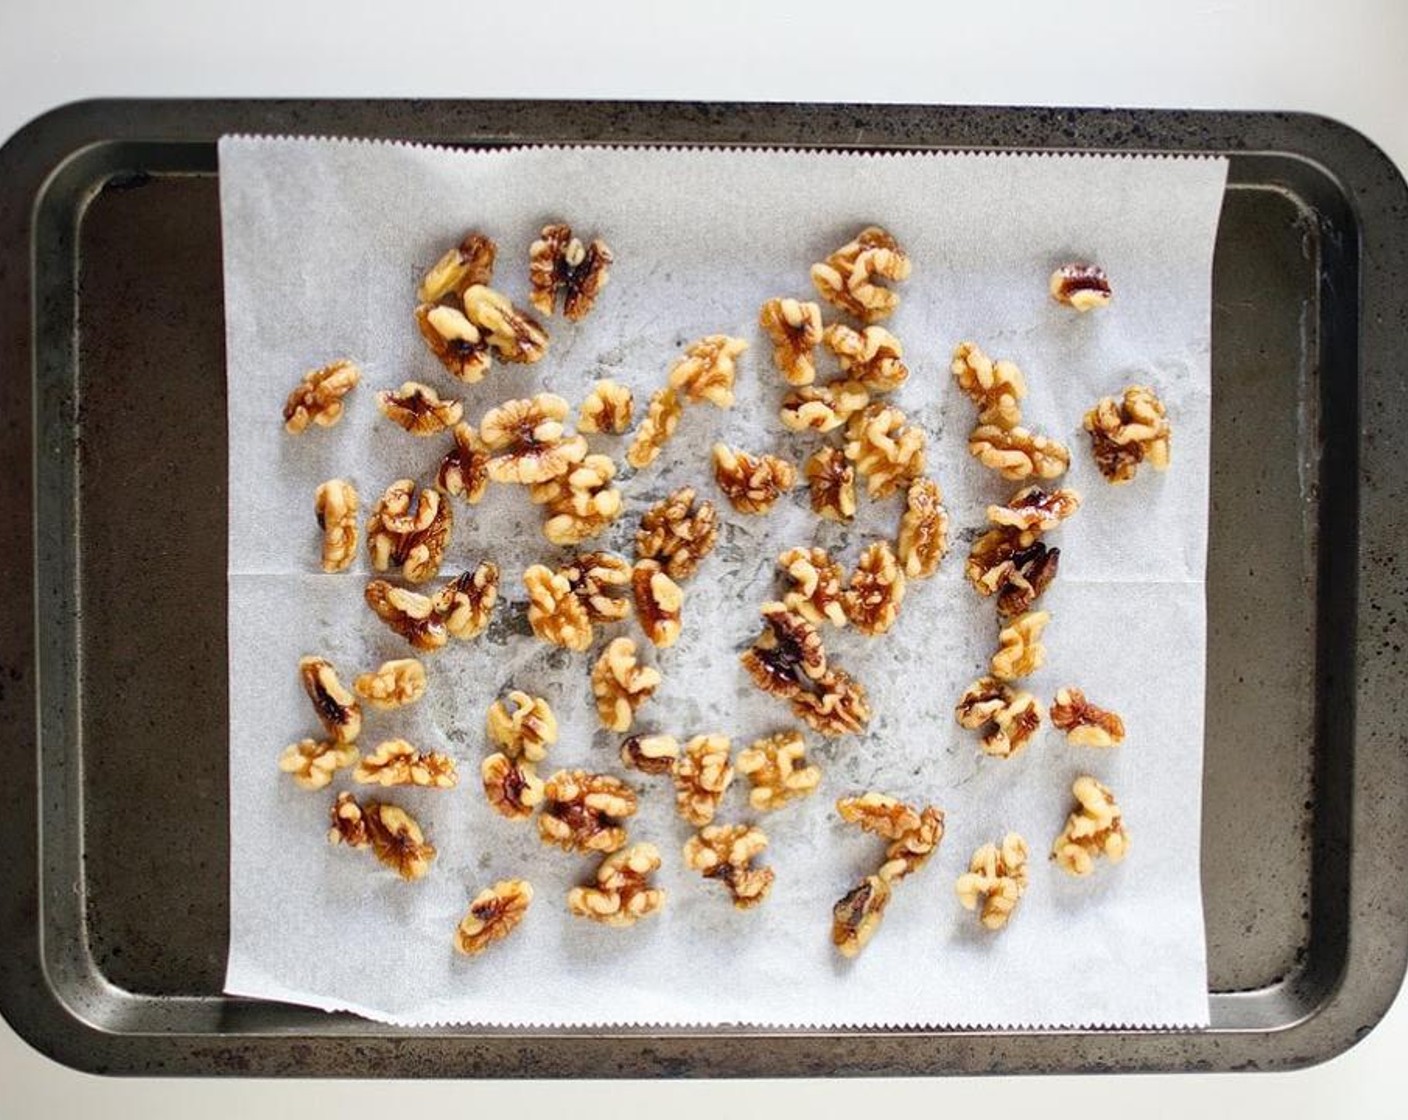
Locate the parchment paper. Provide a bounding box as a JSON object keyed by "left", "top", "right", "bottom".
{"left": 220, "top": 137, "right": 1226, "bottom": 1028}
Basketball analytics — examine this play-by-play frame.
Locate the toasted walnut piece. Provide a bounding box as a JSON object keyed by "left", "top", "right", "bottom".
{"left": 667, "top": 335, "right": 747, "bottom": 408}
{"left": 620, "top": 733, "right": 681, "bottom": 776}
{"left": 278, "top": 739, "right": 359, "bottom": 791}
{"left": 354, "top": 739, "right": 458, "bottom": 789}
{"left": 328, "top": 790, "right": 370, "bottom": 848}
{"left": 713, "top": 443, "right": 797, "bottom": 515}
{"left": 759, "top": 297, "right": 823, "bottom": 386}
{"left": 822, "top": 323, "right": 908, "bottom": 392}
{"left": 837, "top": 791, "right": 922, "bottom": 841}
{"left": 364, "top": 563, "right": 498, "bottom": 651}
{"left": 366, "top": 480, "right": 453, "bottom": 584}
{"left": 805, "top": 447, "right": 857, "bottom": 523}
{"left": 991, "top": 610, "right": 1050, "bottom": 681}
{"left": 778, "top": 547, "right": 847, "bottom": 628}
{"left": 956, "top": 834, "right": 1030, "bottom": 929}
{"left": 481, "top": 752, "right": 546, "bottom": 820}
{"left": 455, "top": 878, "right": 532, "bottom": 956}
{"left": 592, "top": 637, "right": 662, "bottom": 731}
{"left": 1053, "top": 776, "right": 1129, "bottom": 876}
{"left": 1050, "top": 263, "right": 1112, "bottom": 312}
{"left": 486, "top": 690, "right": 558, "bottom": 763}
{"left": 740, "top": 602, "right": 829, "bottom": 698}
{"left": 419, "top": 232, "right": 497, "bottom": 303}
{"left": 1083, "top": 385, "right": 1171, "bottom": 483}
{"left": 283, "top": 359, "right": 359, "bottom": 433}
{"left": 635, "top": 487, "right": 719, "bottom": 581}
{"left": 736, "top": 730, "right": 821, "bottom": 812}
{"left": 632, "top": 560, "right": 683, "bottom": 648}
{"left": 314, "top": 479, "right": 359, "bottom": 573}
{"left": 328, "top": 793, "right": 436, "bottom": 881}
{"left": 416, "top": 303, "right": 492, "bottom": 383}
{"left": 791, "top": 668, "right": 871, "bottom": 738}
{"left": 353, "top": 658, "right": 427, "bottom": 710}
{"left": 832, "top": 874, "right": 893, "bottom": 958}
{"left": 567, "top": 843, "right": 665, "bottom": 927}
{"left": 1050, "top": 687, "right": 1126, "bottom": 747}
{"left": 683, "top": 824, "right": 775, "bottom": 909}
{"left": 558, "top": 551, "right": 633, "bottom": 624}
{"left": 672, "top": 734, "right": 735, "bottom": 827}
{"left": 436, "top": 423, "right": 491, "bottom": 504}
{"left": 522, "top": 565, "right": 592, "bottom": 651}
{"left": 951, "top": 342, "right": 1025, "bottom": 431}
{"left": 539, "top": 769, "right": 638, "bottom": 853}
{"left": 842, "top": 541, "right": 906, "bottom": 637}
{"left": 528, "top": 223, "right": 614, "bottom": 320}
{"left": 987, "top": 485, "right": 1082, "bottom": 533}
{"left": 530, "top": 455, "right": 623, "bottom": 545}
{"left": 970, "top": 424, "right": 1071, "bottom": 482}
{"left": 578, "top": 379, "right": 634, "bottom": 434}
{"left": 625, "top": 387, "right": 683, "bottom": 469}
{"left": 779, "top": 378, "right": 871, "bottom": 433}
{"left": 462, "top": 284, "right": 548, "bottom": 364}
{"left": 480, "top": 394, "right": 588, "bottom": 485}
{"left": 376, "top": 381, "right": 463, "bottom": 436}
{"left": 844, "top": 403, "right": 927, "bottom": 499}
{"left": 299, "top": 656, "right": 361, "bottom": 744}
{"left": 955, "top": 676, "right": 1045, "bottom": 758}
{"left": 878, "top": 805, "right": 945, "bottom": 883}
{"left": 811, "top": 226, "right": 911, "bottom": 323}
{"left": 896, "top": 477, "right": 949, "bottom": 580}
{"left": 965, "top": 527, "right": 1061, "bottom": 618}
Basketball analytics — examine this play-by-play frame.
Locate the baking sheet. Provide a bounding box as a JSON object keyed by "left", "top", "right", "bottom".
{"left": 219, "top": 137, "right": 1225, "bottom": 1028}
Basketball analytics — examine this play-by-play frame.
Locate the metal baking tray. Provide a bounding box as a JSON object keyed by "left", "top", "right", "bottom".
{"left": 1, "top": 100, "right": 1405, "bottom": 1077}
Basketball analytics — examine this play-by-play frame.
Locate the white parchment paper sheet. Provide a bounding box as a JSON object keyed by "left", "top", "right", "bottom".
{"left": 220, "top": 137, "right": 1225, "bottom": 1028}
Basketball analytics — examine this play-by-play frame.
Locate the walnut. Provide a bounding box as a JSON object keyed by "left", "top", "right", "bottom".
{"left": 836, "top": 791, "right": 922, "bottom": 840}
{"left": 277, "top": 739, "right": 359, "bottom": 791}
{"left": 822, "top": 323, "right": 908, "bottom": 392}
{"left": 419, "top": 231, "right": 497, "bottom": 303}
{"left": 804, "top": 447, "right": 857, "bottom": 522}
{"left": 844, "top": 403, "right": 927, "bottom": 499}
{"left": 991, "top": 610, "right": 1050, "bottom": 681}
{"left": 376, "top": 381, "right": 463, "bottom": 436}
{"left": 314, "top": 479, "right": 359, "bottom": 573}
{"left": 486, "top": 690, "right": 558, "bottom": 762}
{"left": 778, "top": 547, "right": 847, "bottom": 627}
{"left": 283, "top": 359, "right": 359, "bottom": 433}
{"left": 672, "top": 734, "right": 734, "bottom": 827}
{"left": 1050, "top": 687, "right": 1126, "bottom": 747}
{"left": 842, "top": 540, "right": 906, "bottom": 636}
{"left": 560, "top": 551, "right": 634, "bottom": 623}
{"left": 635, "top": 487, "right": 718, "bottom": 581}
{"left": 969, "top": 425, "right": 1070, "bottom": 482}
{"left": 528, "top": 223, "right": 614, "bottom": 320}
{"left": 1052, "top": 776, "right": 1129, "bottom": 876}
{"left": 299, "top": 656, "right": 361, "bottom": 744}
{"left": 987, "top": 485, "right": 1081, "bottom": 534}
{"left": 462, "top": 284, "right": 548, "bottom": 364}
{"left": 779, "top": 379, "right": 871, "bottom": 433}
{"left": 328, "top": 793, "right": 436, "bottom": 881}
{"left": 619, "top": 733, "right": 680, "bottom": 776}
{"left": 736, "top": 730, "right": 821, "bottom": 811}
{"left": 1050, "top": 263, "right": 1112, "bottom": 312}
{"left": 811, "top": 226, "right": 911, "bottom": 323}
{"left": 354, "top": 739, "right": 458, "bottom": 789}
{"left": 591, "top": 637, "right": 661, "bottom": 731}
{"left": 683, "top": 824, "right": 774, "bottom": 909}
{"left": 1083, "top": 385, "right": 1171, "bottom": 483}
{"left": 436, "top": 423, "right": 491, "bottom": 504}
{"left": 567, "top": 844, "right": 665, "bottom": 927}
{"left": 364, "top": 563, "right": 499, "bottom": 650}
{"left": 416, "top": 303, "right": 492, "bottom": 383}
{"left": 759, "top": 297, "right": 823, "bottom": 386}
{"left": 539, "top": 769, "right": 638, "bottom": 853}
{"left": 955, "top": 834, "right": 1030, "bottom": 929}
{"left": 353, "top": 658, "right": 427, "bottom": 710}
{"left": 896, "top": 477, "right": 948, "bottom": 580}
{"left": 667, "top": 335, "right": 747, "bottom": 408}
{"left": 523, "top": 564, "right": 593, "bottom": 651}
{"left": 480, "top": 394, "right": 588, "bottom": 485}
{"left": 712, "top": 443, "right": 796, "bottom": 515}
{"left": 530, "top": 455, "right": 623, "bottom": 545}
{"left": 831, "top": 875, "right": 892, "bottom": 958}
{"left": 625, "top": 387, "right": 683, "bottom": 469}
{"left": 951, "top": 342, "right": 1024, "bottom": 430}
{"left": 965, "top": 527, "right": 1061, "bottom": 617}
{"left": 955, "top": 676, "right": 1044, "bottom": 758}
{"left": 454, "top": 879, "right": 532, "bottom": 956}
{"left": 740, "top": 603, "right": 828, "bottom": 698}
{"left": 481, "top": 752, "right": 546, "bottom": 820}
{"left": 632, "top": 560, "right": 683, "bottom": 648}
{"left": 366, "top": 480, "right": 452, "bottom": 584}
{"left": 578, "top": 379, "right": 634, "bottom": 434}
{"left": 790, "top": 669, "right": 871, "bottom": 738}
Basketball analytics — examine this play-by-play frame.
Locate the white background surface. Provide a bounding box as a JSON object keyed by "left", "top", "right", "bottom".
{"left": 0, "top": 0, "right": 1404, "bottom": 1114}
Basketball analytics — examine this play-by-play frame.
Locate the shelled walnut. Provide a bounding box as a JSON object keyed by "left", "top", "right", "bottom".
{"left": 577, "top": 379, "right": 633, "bottom": 434}
{"left": 528, "top": 223, "right": 614, "bottom": 320}
{"left": 463, "top": 284, "right": 548, "bottom": 364}
{"left": 712, "top": 443, "right": 796, "bottom": 514}
{"left": 366, "top": 479, "right": 453, "bottom": 584}
{"left": 779, "top": 379, "right": 870, "bottom": 433}
{"left": 834, "top": 791, "right": 943, "bottom": 947}
{"left": 811, "top": 226, "right": 911, "bottom": 322}
{"left": 328, "top": 793, "right": 435, "bottom": 881}
{"left": 667, "top": 335, "right": 747, "bottom": 408}
{"left": 672, "top": 734, "right": 734, "bottom": 827}
{"left": 481, "top": 752, "right": 546, "bottom": 820}
{"left": 454, "top": 878, "right": 532, "bottom": 956}
{"left": 740, "top": 603, "right": 829, "bottom": 699}
{"left": 625, "top": 387, "right": 683, "bottom": 470}
{"left": 955, "top": 834, "right": 1030, "bottom": 929}
{"left": 314, "top": 479, "right": 359, "bottom": 573}
{"left": 283, "top": 359, "right": 360, "bottom": 433}
{"left": 591, "top": 637, "right": 661, "bottom": 731}
{"left": 299, "top": 656, "right": 361, "bottom": 745}
{"left": 804, "top": 447, "right": 857, "bottom": 522}
{"left": 278, "top": 739, "right": 359, "bottom": 791}
{"left": 530, "top": 454, "right": 623, "bottom": 546}
{"left": 1083, "top": 385, "right": 1171, "bottom": 483}
{"left": 896, "top": 477, "right": 948, "bottom": 580}
{"left": 736, "top": 730, "right": 821, "bottom": 811}
{"left": 790, "top": 668, "right": 871, "bottom": 737}
{"left": 837, "top": 791, "right": 923, "bottom": 841}
{"left": 1052, "top": 776, "right": 1129, "bottom": 876}
{"left": 987, "top": 485, "right": 1081, "bottom": 534}
{"left": 486, "top": 690, "right": 558, "bottom": 762}
{"left": 567, "top": 844, "right": 665, "bottom": 927}
{"left": 844, "top": 403, "right": 927, "bottom": 499}
{"left": 951, "top": 342, "right": 1024, "bottom": 430}
{"left": 619, "top": 733, "right": 680, "bottom": 776}
{"left": 354, "top": 740, "right": 458, "bottom": 788}
{"left": 436, "top": 422, "right": 491, "bottom": 504}
{"left": 416, "top": 303, "right": 492, "bottom": 383}
{"left": 364, "top": 562, "right": 498, "bottom": 650}
{"left": 778, "top": 546, "right": 847, "bottom": 628}
{"left": 1049, "top": 263, "right": 1112, "bottom": 312}
{"left": 969, "top": 425, "right": 1070, "bottom": 481}
{"left": 560, "top": 551, "right": 633, "bottom": 623}
{"left": 991, "top": 610, "right": 1050, "bottom": 681}
{"left": 480, "top": 394, "right": 588, "bottom": 485}
{"left": 877, "top": 805, "right": 945, "bottom": 883}
{"left": 965, "top": 528, "right": 1061, "bottom": 617}
{"left": 841, "top": 540, "right": 906, "bottom": 636}
{"left": 1050, "top": 687, "right": 1126, "bottom": 747}
{"left": 831, "top": 874, "right": 892, "bottom": 958}
{"left": 418, "top": 231, "right": 496, "bottom": 303}
{"left": 683, "top": 824, "right": 774, "bottom": 909}
{"left": 635, "top": 487, "right": 718, "bottom": 580}
{"left": 524, "top": 564, "right": 593, "bottom": 651}
{"left": 538, "top": 769, "right": 638, "bottom": 853}
{"left": 376, "top": 381, "right": 463, "bottom": 436}
{"left": 353, "top": 658, "right": 427, "bottom": 710}
{"left": 632, "top": 560, "right": 683, "bottom": 648}
{"left": 822, "top": 323, "right": 908, "bottom": 392}
{"left": 955, "top": 676, "right": 1044, "bottom": 758}
{"left": 759, "top": 297, "right": 823, "bottom": 386}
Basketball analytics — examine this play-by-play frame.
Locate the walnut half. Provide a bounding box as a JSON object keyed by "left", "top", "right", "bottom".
{"left": 632, "top": 560, "right": 683, "bottom": 648}
{"left": 1083, "top": 385, "right": 1171, "bottom": 483}
{"left": 1050, "top": 263, "right": 1112, "bottom": 311}
{"left": 528, "top": 223, "right": 614, "bottom": 320}
{"left": 481, "top": 752, "right": 546, "bottom": 820}
{"left": 1050, "top": 687, "right": 1126, "bottom": 747}
{"left": 990, "top": 610, "right": 1050, "bottom": 681}
{"left": 672, "top": 734, "right": 734, "bottom": 827}
{"left": 736, "top": 730, "right": 821, "bottom": 812}
{"left": 619, "top": 733, "right": 681, "bottom": 776}
{"left": 353, "top": 659, "right": 427, "bottom": 710}
{"left": 539, "top": 769, "right": 638, "bottom": 854}
{"left": 965, "top": 527, "right": 1061, "bottom": 618}
{"left": 811, "top": 226, "right": 911, "bottom": 323}
{"left": 455, "top": 879, "right": 532, "bottom": 956}
{"left": 328, "top": 793, "right": 436, "bottom": 881}
{"left": 896, "top": 477, "right": 948, "bottom": 580}
{"left": 278, "top": 739, "right": 359, "bottom": 791}
{"left": 845, "top": 403, "right": 926, "bottom": 499}
{"left": 354, "top": 739, "right": 458, "bottom": 788}
{"left": 578, "top": 379, "right": 634, "bottom": 435}
{"left": 463, "top": 284, "right": 549, "bottom": 364}
{"left": 951, "top": 342, "right": 1024, "bottom": 431}
{"left": 283, "top": 359, "right": 359, "bottom": 434}
{"left": 625, "top": 387, "right": 683, "bottom": 470}
{"left": 805, "top": 447, "right": 857, "bottom": 523}
{"left": 790, "top": 669, "right": 871, "bottom": 738}
{"left": 366, "top": 480, "right": 452, "bottom": 584}
{"left": 364, "top": 563, "right": 499, "bottom": 651}
{"left": 822, "top": 323, "right": 908, "bottom": 392}
{"left": 832, "top": 874, "right": 892, "bottom": 958}
{"left": 668, "top": 335, "right": 747, "bottom": 408}
{"left": 683, "top": 824, "right": 774, "bottom": 909}
{"left": 418, "top": 231, "right": 497, "bottom": 304}
{"left": 480, "top": 394, "right": 588, "bottom": 485}
{"left": 486, "top": 690, "right": 558, "bottom": 762}
{"left": 635, "top": 487, "right": 719, "bottom": 581}
{"left": 713, "top": 443, "right": 796, "bottom": 515}
{"left": 778, "top": 547, "right": 847, "bottom": 628}
{"left": 376, "top": 381, "right": 463, "bottom": 437}
{"left": 1052, "top": 776, "right": 1129, "bottom": 876}
{"left": 759, "top": 297, "right": 823, "bottom": 386}
{"left": 314, "top": 479, "right": 359, "bottom": 573}
{"left": 955, "top": 676, "right": 1044, "bottom": 759}
{"left": 591, "top": 637, "right": 661, "bottom": 732}
{"left": 299, "top": 656, "right": 361, "bottom": 745}
{"left": 530, "top": 454, "right": 623, "bottom": 546}
{"left": 567, "top": 844, "right": 665, "bottom": 927}
{"left": 955, "top": 834, "right": 1030, "bottom": 929}
{"left": 841, "top": 540, "right": 905, "bottom": 637}
{"left": 969, "top": 425, "right": 1070, "bottom": 482}
{"left": 524, "top": 564, "right": 593, "bottom": 652}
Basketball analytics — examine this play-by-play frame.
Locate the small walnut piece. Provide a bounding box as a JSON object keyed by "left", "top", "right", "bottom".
{"left": 951, "top": 343, "right": 1025, "bottom": 430}
{"left": 969, "top": 425, "right": 1070, "bottom": 482}
{"left": 376, "top": 381, "right": 463, "bottom": 436}
{"left": 672, "top": 734, "right": 735, "bottom": 827}
{"left": 524, "top": 564, "right": 594, "bottom": 652}
{"left": 667, "top": 335, "right": 748, "bottom": 408}
{"left": 559, "top": 551, "right": 633, "bottom": 623}
{"left": 822, "top": 323, "right": 908, "bottom": 392}
{"left": 965, "top": 527, "right": 1061, "bottom": 618}
{"left": 283, "top": 359, "right": 359, "bottom": 433}
{"left": 1050, "top": 687, "right": 1126, "bottom": 747}
{"left": 1053, "top": 776, "right": 1129, "bottom": 876}
{"left": 632, "top": 560, "right": 683, "bottom": 648}
{"left": 811, "top": 226, "right": 911, "bottom": 323}
{"left": 328, "top": 793, "right": 436, "bottom": 881}
{"left": 712, "top": 443, "right": 797, "bottom": 515}
{"left": 366, "top": 479, "right": 453, "bottom": 584}
{"left": 635, "top": 487, "right": 719, "bottom": 581}
{"left": 418, "top": 231, "right": 497, "bottom": 303}
{"left": 842, "top": 540, "right": 906, "bottom": 637}
{"left": 955, "top": 834, "right": 1030, "bottom": 930}
{"left": 759, "top": 297, "right": 823, "bottom": 386}
{"left": 567, "top": 844, "right": 665, "bottom": 927}
{"left": 530, "top": 454, "right": 623, "bottom": 546}
{"left": 578, "top": 379, "right": 634, "bottom": 434}
{"left": 539, "top": 769, "right": 638, "bottom": 853}
{"left": 455, "top": 879, "right": 532, "bottom": 956}
{"left": 353, "top": 658, "right": 427, "bottom": 710}
{"left": 790, "top": 668, "right": 871, "bottom": 738}
{"left": 683, "top": 824, "right": 775, "bottom": 909}
{"left": 364, "top": 563, "right": 498, "bottom": 651}
{"left": 805, "top": 447, "right": 857, "bottom": 522}
{"left": 591, "top": 637, "right": 661, "bottom": 732}
{"left": 299, "top": 656, "right": 361, "bottom": 745}
{"left": 1050, "top": 263, "right": 1112, "bottom": 311}
{"left": 462, "top": 284, "right": 549, "bottom": 364}
{"left": 740, "top": 602, "right": 829, "bottom": 699}
{"left": 416, "top": 303, "right": 492, "bottom": 383}
{"left": 778, "top": 546, "right": 847, "bottom": 628}
{"left": 328, "top": 790, "right": 371, "bottom": 848}
{"left": 625, "top": 387, "right": 684, "bottom": 470}
{"left": 845, "top": 403, "right": 927, "bottom": 499}
{"left": 955, "top": 676, "right": 1044, "bottom": 758}
{"left": 481, "top": 752, "right": 546, "bottom": 820}
{"left": 486, "top": 690, "right": 558, "bottom": 762}
{"left": 1083, "top": 385, "right": 1171, "bottom": 483}
{"left": 831, "top": 875, "right": 893, "bottom": 958}
{"left": 354, "top": 739, "right": 458, "bottom": 789}
{"left": 314, "top": 479, "right": 359, "bottom": 573}
{"left": 480, "top": 394, "right": 588, "bottom": 485}
{"left": 991, "top": 611, "right": 1050, "bottom": 681}
{"left": 987, "top": 485, "right": 1082, "bottom": 534}
{"left": 896, "top": 477, "right": 949, "bottom": 580}
{"left": 836, "top": 791, "right": 922, "bottom": 841}
{"left": 878, "top": 805, "right": 945, "bottom": 883}
{"left": 736, "top": 730, "right": 821, "bottom": 811}
{"left": 278, "top": 739, "right": 359, "bottom": 791}
{"left": 436, "top": 423, "right": 491, "bottom": 504}
{"left": 620, "top": 733, "right": 681, "bottom": 776}
{"left": 779, "top": 379, "right": 871, "bottom": 433}
{"left": 528, "top": 223, "right": 614, "bottom": 320}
